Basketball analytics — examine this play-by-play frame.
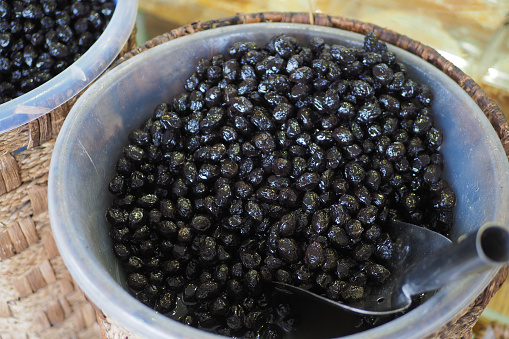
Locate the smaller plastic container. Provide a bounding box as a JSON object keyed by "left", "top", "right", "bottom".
{"left": 0, "top": 0, "right": 139, "bottom": 135}
{"left": 49, "top": 23, "right": 509, "bottom": 339}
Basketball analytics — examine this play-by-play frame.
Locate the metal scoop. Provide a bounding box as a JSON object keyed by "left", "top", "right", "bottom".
{"left": 274, "top": 221, "right": 509, "bottom": 316}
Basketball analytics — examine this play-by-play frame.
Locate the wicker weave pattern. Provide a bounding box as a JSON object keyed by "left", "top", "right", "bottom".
{"left": 94, "top": 12, "right": 509, "bottom": 339}
{"left": 475, "top": 321, "right": 509, "bottom": 339}
{"left": 0, "top": 27, "right": 137, "bottom": 338}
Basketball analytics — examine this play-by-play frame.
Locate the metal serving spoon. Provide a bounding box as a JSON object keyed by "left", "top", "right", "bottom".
{"left": 274, "top": 220, "right": 509, "bottom": 316}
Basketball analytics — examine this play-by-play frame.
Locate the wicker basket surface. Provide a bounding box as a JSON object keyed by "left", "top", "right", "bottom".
{"left": 93, "top": 12, "right": 509, "bottom": 339}
{"left": 0, "top": 28, "right": 138, "bottom": 339}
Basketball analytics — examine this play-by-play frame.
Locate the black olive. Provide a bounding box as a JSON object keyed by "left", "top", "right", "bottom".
{"left": 127, "top": 273, "right": 148, "bottom": 291}
{"left": 277, "top": 238, "right": 299, "bottom": 263}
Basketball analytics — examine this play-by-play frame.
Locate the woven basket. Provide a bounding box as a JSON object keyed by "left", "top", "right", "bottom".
{"left": 0, "top": 27, "right": 137, "bottom": 339}
{"left": 474, "top": 321, "right": 509, "bottom": 339}
{"left": 91, "top": 12, "right": 509, "bottom": 339}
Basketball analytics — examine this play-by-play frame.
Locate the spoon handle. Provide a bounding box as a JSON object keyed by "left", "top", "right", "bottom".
{"left": 403, "top": 222, "right": 509, "bottom": 297}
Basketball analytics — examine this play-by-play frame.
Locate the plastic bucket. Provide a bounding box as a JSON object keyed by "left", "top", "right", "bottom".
{"left": 49, "top": 21, "right": 509, "bottom": 339}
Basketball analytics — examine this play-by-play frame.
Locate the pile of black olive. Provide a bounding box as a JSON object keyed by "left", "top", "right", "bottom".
{"left": 0, "top": 0, "right": 116, "bottom": 104}
{"left": 105, "top": 32, "right": 456, "bottom": 338}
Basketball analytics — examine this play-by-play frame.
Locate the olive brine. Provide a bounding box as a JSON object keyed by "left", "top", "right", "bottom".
{"left": 106, "top": 32, "right": 456, "bottom": 338}
{"left": 0, "top": 0, "right": 116, "bottom": 104}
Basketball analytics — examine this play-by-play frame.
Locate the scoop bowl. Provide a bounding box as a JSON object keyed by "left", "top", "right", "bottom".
{"left": 274, "top": 221, "right": 509, "bottom": 316}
